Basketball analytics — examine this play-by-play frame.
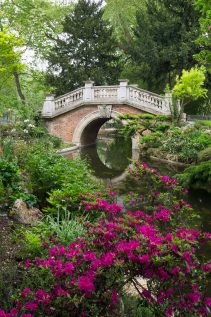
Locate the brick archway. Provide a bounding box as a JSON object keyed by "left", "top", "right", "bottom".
{"left": 72, "top": 110, "right": 121, "bottom": 146}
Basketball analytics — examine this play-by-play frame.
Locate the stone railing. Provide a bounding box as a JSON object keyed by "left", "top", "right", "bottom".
{"left": 93, "top": 86, "right": 119, "bottom": 101}
{"left": 42, "top": 80, "right": 172, "bottom": 117}
{"left": 54, "top": 87, "right": 84, "bottom": 111}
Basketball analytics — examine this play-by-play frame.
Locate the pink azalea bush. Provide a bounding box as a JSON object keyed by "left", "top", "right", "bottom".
{"left": 1, "top": 163, "right": 211, "bottom": 317}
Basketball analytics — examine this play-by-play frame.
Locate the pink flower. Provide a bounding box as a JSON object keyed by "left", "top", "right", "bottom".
{"left": 205, "top": 297, "right": 211, "bottom": 306}
{"left": 78, "top": 276, "right": 95, "bottom": 295}
{"left": 0, "top": 310, "right": 6, "bottom": 317}
{"left": 22, "top": 314, "right": 34, "bottom": 317}
{"left": 188, "top": 292, "right": 201, "bottom": 303}
{"left": 24, "top": 260, "right": 31, "bottom": 268}
{"left": 161, "top": 175, "right": 170, "bottom": 182}
{"left": 101, "top": 252, "right": 115, "bottom": 267}
{"left": 111, "top": 290, "right": 119, "bottom": 305}
{"left": 142, "top": 163, "right": 148, "bottom": 169}
{"left": 139, "top": 254, "right": 150, "bottom": 264}
{"left": 8, "top": 309, "right": 18, "bottom": 317}
{"left": 171, "top": 267, "right": 180, "bottom": 275}
{"left": 25, "top": 302, "right": 38, "bottom": 311}
{"left": 83, "top": 251, "right": 96, "bottom": 262}
{"left": 202, "top": 263, "right": 211, "bottom": 271}
{"left": 54, "top": 285, "right": 68, "bottom": 297}
{"left": 35, "top": 289, "right": 48, "bottom": 299}
{"left": 142, "top": 289, "right": 151, "bottom": 298}
{"left": 165, "top": 307, "right": 174, "bottom": 317}
{"left": 63, "top": 262, "right": 74, "bottom": 275}
{"left": 21, "top": 288, "right": 31, "bottom": 298}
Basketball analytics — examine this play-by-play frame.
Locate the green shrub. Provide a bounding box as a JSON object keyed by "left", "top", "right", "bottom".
{"left": 177, "top": 160, "right": 211, "bottom": 192}
{"left": 140, "top": 132, "right": 163, "bottom": 148}
{"left": 161, "top": 128, "right": 211, "bottom": 163}
{"left": 198, "top": 147, "right": 211, "bottom": 162}
{"left": 19, "top": 143, "right": 99, "bottom": 209}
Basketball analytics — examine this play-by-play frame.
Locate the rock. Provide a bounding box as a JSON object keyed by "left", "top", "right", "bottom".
{"left": 10, "top": 199, "right": 43, "bottom": 225}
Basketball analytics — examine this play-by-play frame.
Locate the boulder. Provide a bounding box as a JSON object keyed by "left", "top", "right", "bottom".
{"left": 10, "top": 199, "right": 43, "bottom": 225}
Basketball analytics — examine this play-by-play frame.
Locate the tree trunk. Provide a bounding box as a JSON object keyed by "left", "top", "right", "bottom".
{"left": 177, "top": 100, "right": 185, "bottom": 124}
{"left": 13, "top": 71, "right": 26, "bottom": 104}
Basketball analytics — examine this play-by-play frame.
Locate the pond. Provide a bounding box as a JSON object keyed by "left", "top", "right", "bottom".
{"left": 64, "top": 135, "right": 211, "bottom": 293}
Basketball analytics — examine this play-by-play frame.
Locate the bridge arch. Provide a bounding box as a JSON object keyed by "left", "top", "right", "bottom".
{"left": 72, "top": 109, "right": 122, "bottom": 146}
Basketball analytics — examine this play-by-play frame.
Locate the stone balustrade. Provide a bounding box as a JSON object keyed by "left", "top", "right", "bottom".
{"left": 42, "top": 80, "right": 172, "bottom": 117}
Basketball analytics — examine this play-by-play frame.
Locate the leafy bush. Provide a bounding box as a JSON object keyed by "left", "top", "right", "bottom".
{"left": 140, "top": 132, "right": 163, "bottom": 148}
{"left": 0, "top": 158, "right": 21, "bottom": 209}
{"left": 1, "top": 165, "right": 211, "bottom": 317}
{"left": 177, "top": 160, "right": 211, "bottom": 193}
{"left": 198, "top": 147, "right": 211, "bottom": 162}
{"left": 17, "top": 142, "right": 99, "bottom": 210}
{"left": 160, "top": 128, "right": 211, "bottom": 163}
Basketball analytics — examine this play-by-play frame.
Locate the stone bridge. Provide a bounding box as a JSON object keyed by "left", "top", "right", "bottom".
{"left": 42, "top": 80, "right": 172, "bottom": 146}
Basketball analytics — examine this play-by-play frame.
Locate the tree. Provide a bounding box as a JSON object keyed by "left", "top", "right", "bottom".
{"left": 103, "top": 0, "right": 145, "bottom": 47}
{"left": 124, "top": 0, "right": 201, "bottom": 93}
{"left": 194, "top": 0, "right": 211, "bottom": 73}
{"left": 0, "top": 0, "right": 68, "bottom": 59}
{"left": 0, "top": 27, "right": 26, "bottom": 103}
{"left": 0, "top": 0, "right": 66, "bottom": 109}
{"left": 46, "top": 0, "right": 122, "bottom": 95}
{"left": 172, "top": 66, "right": 207, "bottom": 122}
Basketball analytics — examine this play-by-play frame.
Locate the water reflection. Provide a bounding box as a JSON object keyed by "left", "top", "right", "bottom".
{"left": 80, "top": 137, "right": 132, "bottom": 179}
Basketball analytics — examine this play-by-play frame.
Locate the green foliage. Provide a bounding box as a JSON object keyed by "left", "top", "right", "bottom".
{"left": 161, "top": 128, "right": 211, "bottom": 163}
{"left": 173, "top": 66, "right": 207, "bottom": 103}
{"left": 0, "top": 159, "right": 20, "bottom": 190}
{"left": 46, "top": 0, "right": 122, "bottom": 95}
{"left": 122, "top": 294, "right": 155, "bottom": 317}
{"left": 122, "top": 0, "right": 200, "bottom": 92}
{"left": 0, "top": 0, "right": 68, "bottom": 58}
{"left": 198, "top": 147, "right": 211, "bottom": 162}
{"left": 0, "top": 28, "right": 24, "bottom": 77}
{"left": 194, "top": 0, "right": 211, "bottom": 72}
{"left": 196, "top": 120, "right": 211, "bottom": 127}
{"left": 20, "top": 211, "right": 85, "bottom": 258}
{"left": 140, "top": 132, "right": 163, "bottom": 148}
{"left": 17, "top": 142, "right": 98, "bottom": 209}
{"left": 0, "top": 157, "right": 21, "bottom": 209}
{"left": 177, "top": 160, "right": 211, "bottom": 192}
{"left": 118, "top": 114, "right": 171, "bottom": 138}
{"left": 103, "top": 0, "right": 145, "bottom": 42}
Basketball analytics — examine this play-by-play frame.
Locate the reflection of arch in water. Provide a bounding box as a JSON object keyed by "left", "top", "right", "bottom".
{"left": 111, "top": 149, "right": 139, "bottom": 184}
{"left": 72, "top": 110, "right": 121, "bottom": 146}
{"left": 80, "top": 143, "right": 139, "bottom": 183}
{"left": 80, "top": 145, "right": 124, "bottom": 179}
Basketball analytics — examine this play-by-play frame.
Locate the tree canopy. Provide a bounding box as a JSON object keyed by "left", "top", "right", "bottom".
{"left": 46, "top": 0, "right": 122, "bottom": 95}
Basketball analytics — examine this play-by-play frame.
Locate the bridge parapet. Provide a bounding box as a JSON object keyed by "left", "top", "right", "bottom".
{"left": 42, "top": 80, "right": 172, "bottom": 118}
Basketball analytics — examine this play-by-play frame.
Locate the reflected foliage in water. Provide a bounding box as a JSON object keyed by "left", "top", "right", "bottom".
{"left": 80, "top": 137, "right": 132, "bottom": 179}
{"left": 97, "top": 137, "right": 132, "bottom": 171}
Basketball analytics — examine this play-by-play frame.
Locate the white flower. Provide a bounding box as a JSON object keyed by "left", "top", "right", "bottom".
{"left": 23, "top": 129, "right": 29, "bottom": 133}
{"left": 11, "top": 129, "right": 16, "bottom": 133}
{"left": 28, "top": 124, "right": 35, "bottom": 128}
{"left": 24, "top": 119, "right": 29, "bottom": 123}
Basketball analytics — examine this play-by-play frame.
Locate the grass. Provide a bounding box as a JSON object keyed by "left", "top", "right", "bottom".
{"left": 196, "top": 120, "right": 211, "bottom": 127}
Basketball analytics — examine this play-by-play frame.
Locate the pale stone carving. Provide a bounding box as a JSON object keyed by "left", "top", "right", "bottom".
{"left": 98, "top": 105, "right": 112, "bottom": 118}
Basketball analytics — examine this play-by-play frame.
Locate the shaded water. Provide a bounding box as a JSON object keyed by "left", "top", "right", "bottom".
{"left": 65, "top": 136, "right": 211, "bottom": 292}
